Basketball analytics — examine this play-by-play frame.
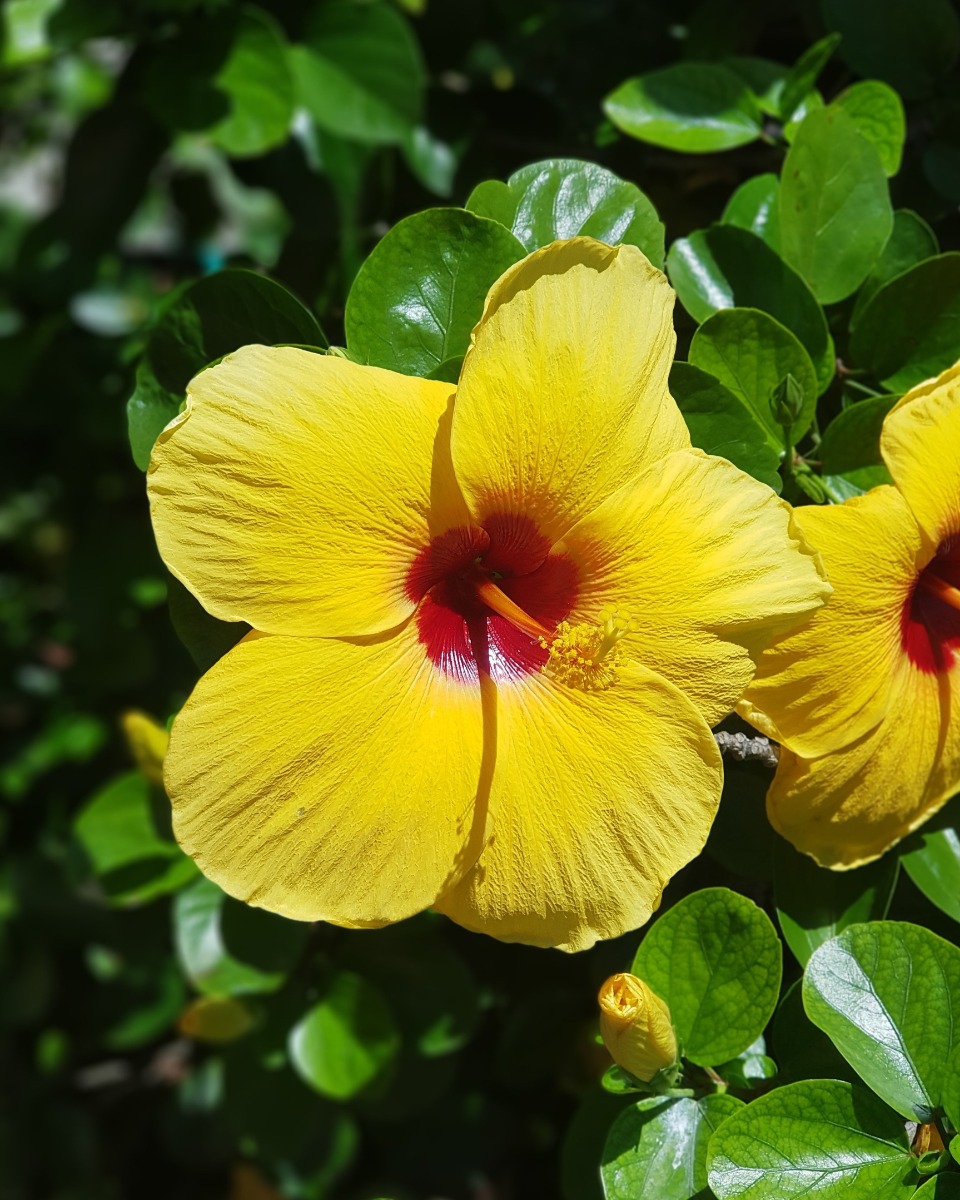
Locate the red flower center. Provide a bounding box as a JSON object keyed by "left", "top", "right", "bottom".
{"left": 405, "top": 512, "right": 579, "bottom": 683}
{"left": 903, "top": 535, "right": 960, "bottom": 675}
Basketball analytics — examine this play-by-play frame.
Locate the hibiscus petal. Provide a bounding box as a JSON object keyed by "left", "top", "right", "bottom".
{"left": 739, "top": 486, "right": 923, "bottom": 756}
{"left": 767, "top": 655, "right": 960, "bottom": 867}
{"left": 164, "top": 624, "right": 489, "bottom": 926}
{"left": 434, "top": 662, "right": 721, "bottom": 952}
{"left": 149, "top": 345, "right": 470, "bottom": 637}
{"left": 560, "top": 449, "right": 830, "bottom": 727}
{"left": 881, "top": 361, "right": 960, "bottom": 545}
{"left": 450, "top": 238, "right": 690, "bottom": 545}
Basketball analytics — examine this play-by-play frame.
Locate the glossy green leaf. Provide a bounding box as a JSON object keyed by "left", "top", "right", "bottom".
{"left": 849, "top": 253, "right": 960, "bottom": 392}
{"left": 774, "top": 838, "right": 898, "bottom": 966}
{"left": 721, "top": 174, "right": 781, "bottom": 250}
{"left": 831, "top": 81, "right": 906, "bottom": 177}
{"left": 688, "top": 308, "right": 818, "bottom": 447}
{"left": 851, "top": 209, "right": 939, "bottom": 324}
{"left": 289, "top": 971, "right": 401, "bottom": 1100}
{"left": 818, "top": 394, "right": 899, "bottom": 475}
{"left": 467, "top": 158, "right": 664, "bottom": 266}
{"left": 127, "top": 269, "right": 324, "bottom": 470}
{"left": 290, "top": 0, "right": 424, "bottom": 145}
{"left": 667, "top": 225, "right": 833, "bottom": 390}
{"left": 707, "top": 1079, "right": 914, "bottom": 1199}
{"left": 141, "top": 6, "right": 294, "bottom": 157}
{"left": 780, "top": 33, "right": 841, "bottom": 121}
{"left": 823, "top": 0, "right": 960, "bottom": 100}
{"left": 632, "top": 887, "right": 782, "bottom": 1067}
{"left": 668, "top": 362, "right": 781, "bottom": 491}
{"left": 916, "top": 1177, "right": 960, "bottom": 1199}
{"left": 603, "top": 63, "right": 763, "bottom": 152}
{"left": 943, "top": 1044, "right": 960, "bottom": 1129}
{"left": 601, "top": 1094, "right": 743, "bottom": 1200}
{"left": 174, "top": 877, "right": 308, "bottom": 997}
{"left": 344, "top": 207, "right": 525, "bottom": 376}
{"left": 803, "top": 922, "right": 960, "bottom": 1120}
{"left": 900, "top": 800, "right": 960, "bottom": 924}
{"left": 74, "top": 772, "right": 196, "bottom": 905}
{"left": 779, "top": 107, "right": 893, "bottom": 304}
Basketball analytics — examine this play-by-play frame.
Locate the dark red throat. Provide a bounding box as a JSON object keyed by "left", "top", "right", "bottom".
{"left": 903, "top": 535, "right": 960, "bottom": 675}
{"left": 405, "top": 512, "right": 578, "bottom": 683}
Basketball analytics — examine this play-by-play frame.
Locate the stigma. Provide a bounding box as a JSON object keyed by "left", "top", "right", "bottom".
{"left": 540, "top": 607, "right": 635, "bottom": 691}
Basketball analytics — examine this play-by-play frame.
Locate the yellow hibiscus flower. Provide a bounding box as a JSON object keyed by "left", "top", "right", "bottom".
{"left": 740, "top": 362, "right": 960, "bottom": 868}
{"left": 148, "top": 238, "right": 827, "bottom": 951}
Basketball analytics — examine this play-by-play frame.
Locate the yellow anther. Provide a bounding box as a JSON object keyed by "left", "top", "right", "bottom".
{"left": 539, "top": 609, "right": 634, "bottom": 691}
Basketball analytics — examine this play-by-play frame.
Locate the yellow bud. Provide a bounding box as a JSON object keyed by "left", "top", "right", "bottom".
{"left": 597, "top": 972, "right": 678, "bottom": 1082}
{"left": 120, "top": 710, "right": 169, "bottom": 788}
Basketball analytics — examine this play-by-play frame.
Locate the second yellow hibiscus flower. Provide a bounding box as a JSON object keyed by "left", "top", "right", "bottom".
{"left": 149, "top": 237, "right": 827, "bottom": 951}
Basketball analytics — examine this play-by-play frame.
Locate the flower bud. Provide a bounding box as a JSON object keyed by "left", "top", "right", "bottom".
{"left": 121, "top": 710, "right": 169, "bottom": 788}
{"left": 769, "top": 373, "right": 804, "bottom": 429}
{"left": 598, "top": 972, "right": 677, "bottom": 1082}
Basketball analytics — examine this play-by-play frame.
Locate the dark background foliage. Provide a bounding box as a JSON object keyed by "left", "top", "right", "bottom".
{"left": 3, "top": 1, "right": 960, "bottom": 1197}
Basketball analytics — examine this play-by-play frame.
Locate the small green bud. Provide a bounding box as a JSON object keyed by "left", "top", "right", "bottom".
{"left": 769, "top": 373, "right": 804, "bottom": 428}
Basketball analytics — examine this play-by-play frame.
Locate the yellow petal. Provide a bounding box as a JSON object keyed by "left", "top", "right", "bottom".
{"left": 561, "top": 449, "right": 830, "bottom": 726}
{"left": 881, "top": 360, "right": 960, "bottom": 545}
{"left": 149, "top": 345, "right": 469, "bottom": 638}
{"left": 164, "top": 624, "right": 489, "bottom": 926}
{"left": 767, "top": 650, "right": 960, "bottom": 866}
{"left": 739, "top": 486, "right": 924, "bottom": 756}
{"left": 598, "top": 973, "right": 678, "bottom": 1082}
{"left": 450, "top": 238, "right": 690, "bottom": 545}
{"left": 435, "top": 661, "right": 721, "bottom": 952}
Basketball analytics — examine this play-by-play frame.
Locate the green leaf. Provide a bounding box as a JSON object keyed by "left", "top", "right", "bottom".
{"left": 724, "top": 56, "right": 787, "bottom": 116}
{"left": 344, "top": 207, "right": 526, "bottom": 376}
{"left": 631, "top": 887, "right": 782, "bottom": 1067}
{"left": 803, "top": 921, "right": 960, "bottom": 1121}
{"left": 290, "top": 0, "right": 424, "bottom": 145}
{"left": 817, "top": 393, "right": 899, "bottom": 475}
{"left": 900, "top": 799, "right": 960, "bottom": 924}
{"left": 780, "top": 33, "right": 841, "bottom": 122}
{"left": 721, "top": 174, "right": 781, "bottom": 250}
{"left": 667, "top": 225, "right": 833, "bottom": 391}
{"left": 289, "top": 971, "right": 401, "bottom": 1100}
{"left": 715, "top": 1036, "right": 778, "bottom": 1090}
{"left": 166, "top": 576, "right": 248, "bottom": 674}
{"left": 601, "top": 1094, "right": 744, "bottom": 1200}
{"left": 774, "top": 838, "right": 899, "bottom": 966}
{"left": 401, "top": 125, "right": 457, "bottom": 198}
{"left": 779, "top": 107, "right": 893, "bottom": 304}
{"left": 127, "top": 269, "right": 324, "bottom": 470}
{"left": 668, "top": 362, "right": 781, "bottom": 491}
{"left": 603, "top": 63, "right": 763, "bottom": 153}
{"left": 339, "top": 919, "right": 479, "bottom": 1058}
{"left": 917, "top": 1178, "right": 960, "bottom": 1198}
{"left": 823, "top": 0, "right": 960, "bottom": 101}
{"left": 849, "top": 254, "right": 960, "bottom": 392}
{"left": 943, "top": 1044, "right": 960, "bottom": 1129}
{"left": 851, "top": 209, "right": 939, "bottom": 325}
{"left": 831, "top": 81, "right": 906, "bottom": 177}
{"left": 706, "top": 1078, "right": 914, "bottom": 1199}
{"left": 141, "top": 5, "right": 294, "bottom": 157}
{"left": 174, "top": 877, "right": 308, "bottom": 997}
{"left": 688, "top": 308, "right": 818, "bottom": 447}
{"left": 74, "top": 772, "right": 197, "bottom": 905}
{"left": 466, "top": 158, "right": 665, "bottom": 266}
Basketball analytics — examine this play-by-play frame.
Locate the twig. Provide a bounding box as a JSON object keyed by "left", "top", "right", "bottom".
{"left": 714, "top": 731, "right": 779, "bottom": 769}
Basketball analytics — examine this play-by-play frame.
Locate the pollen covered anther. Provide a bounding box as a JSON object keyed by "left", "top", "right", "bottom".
{"left": 540, "top": 606, "right": 636, "bottom": 690}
